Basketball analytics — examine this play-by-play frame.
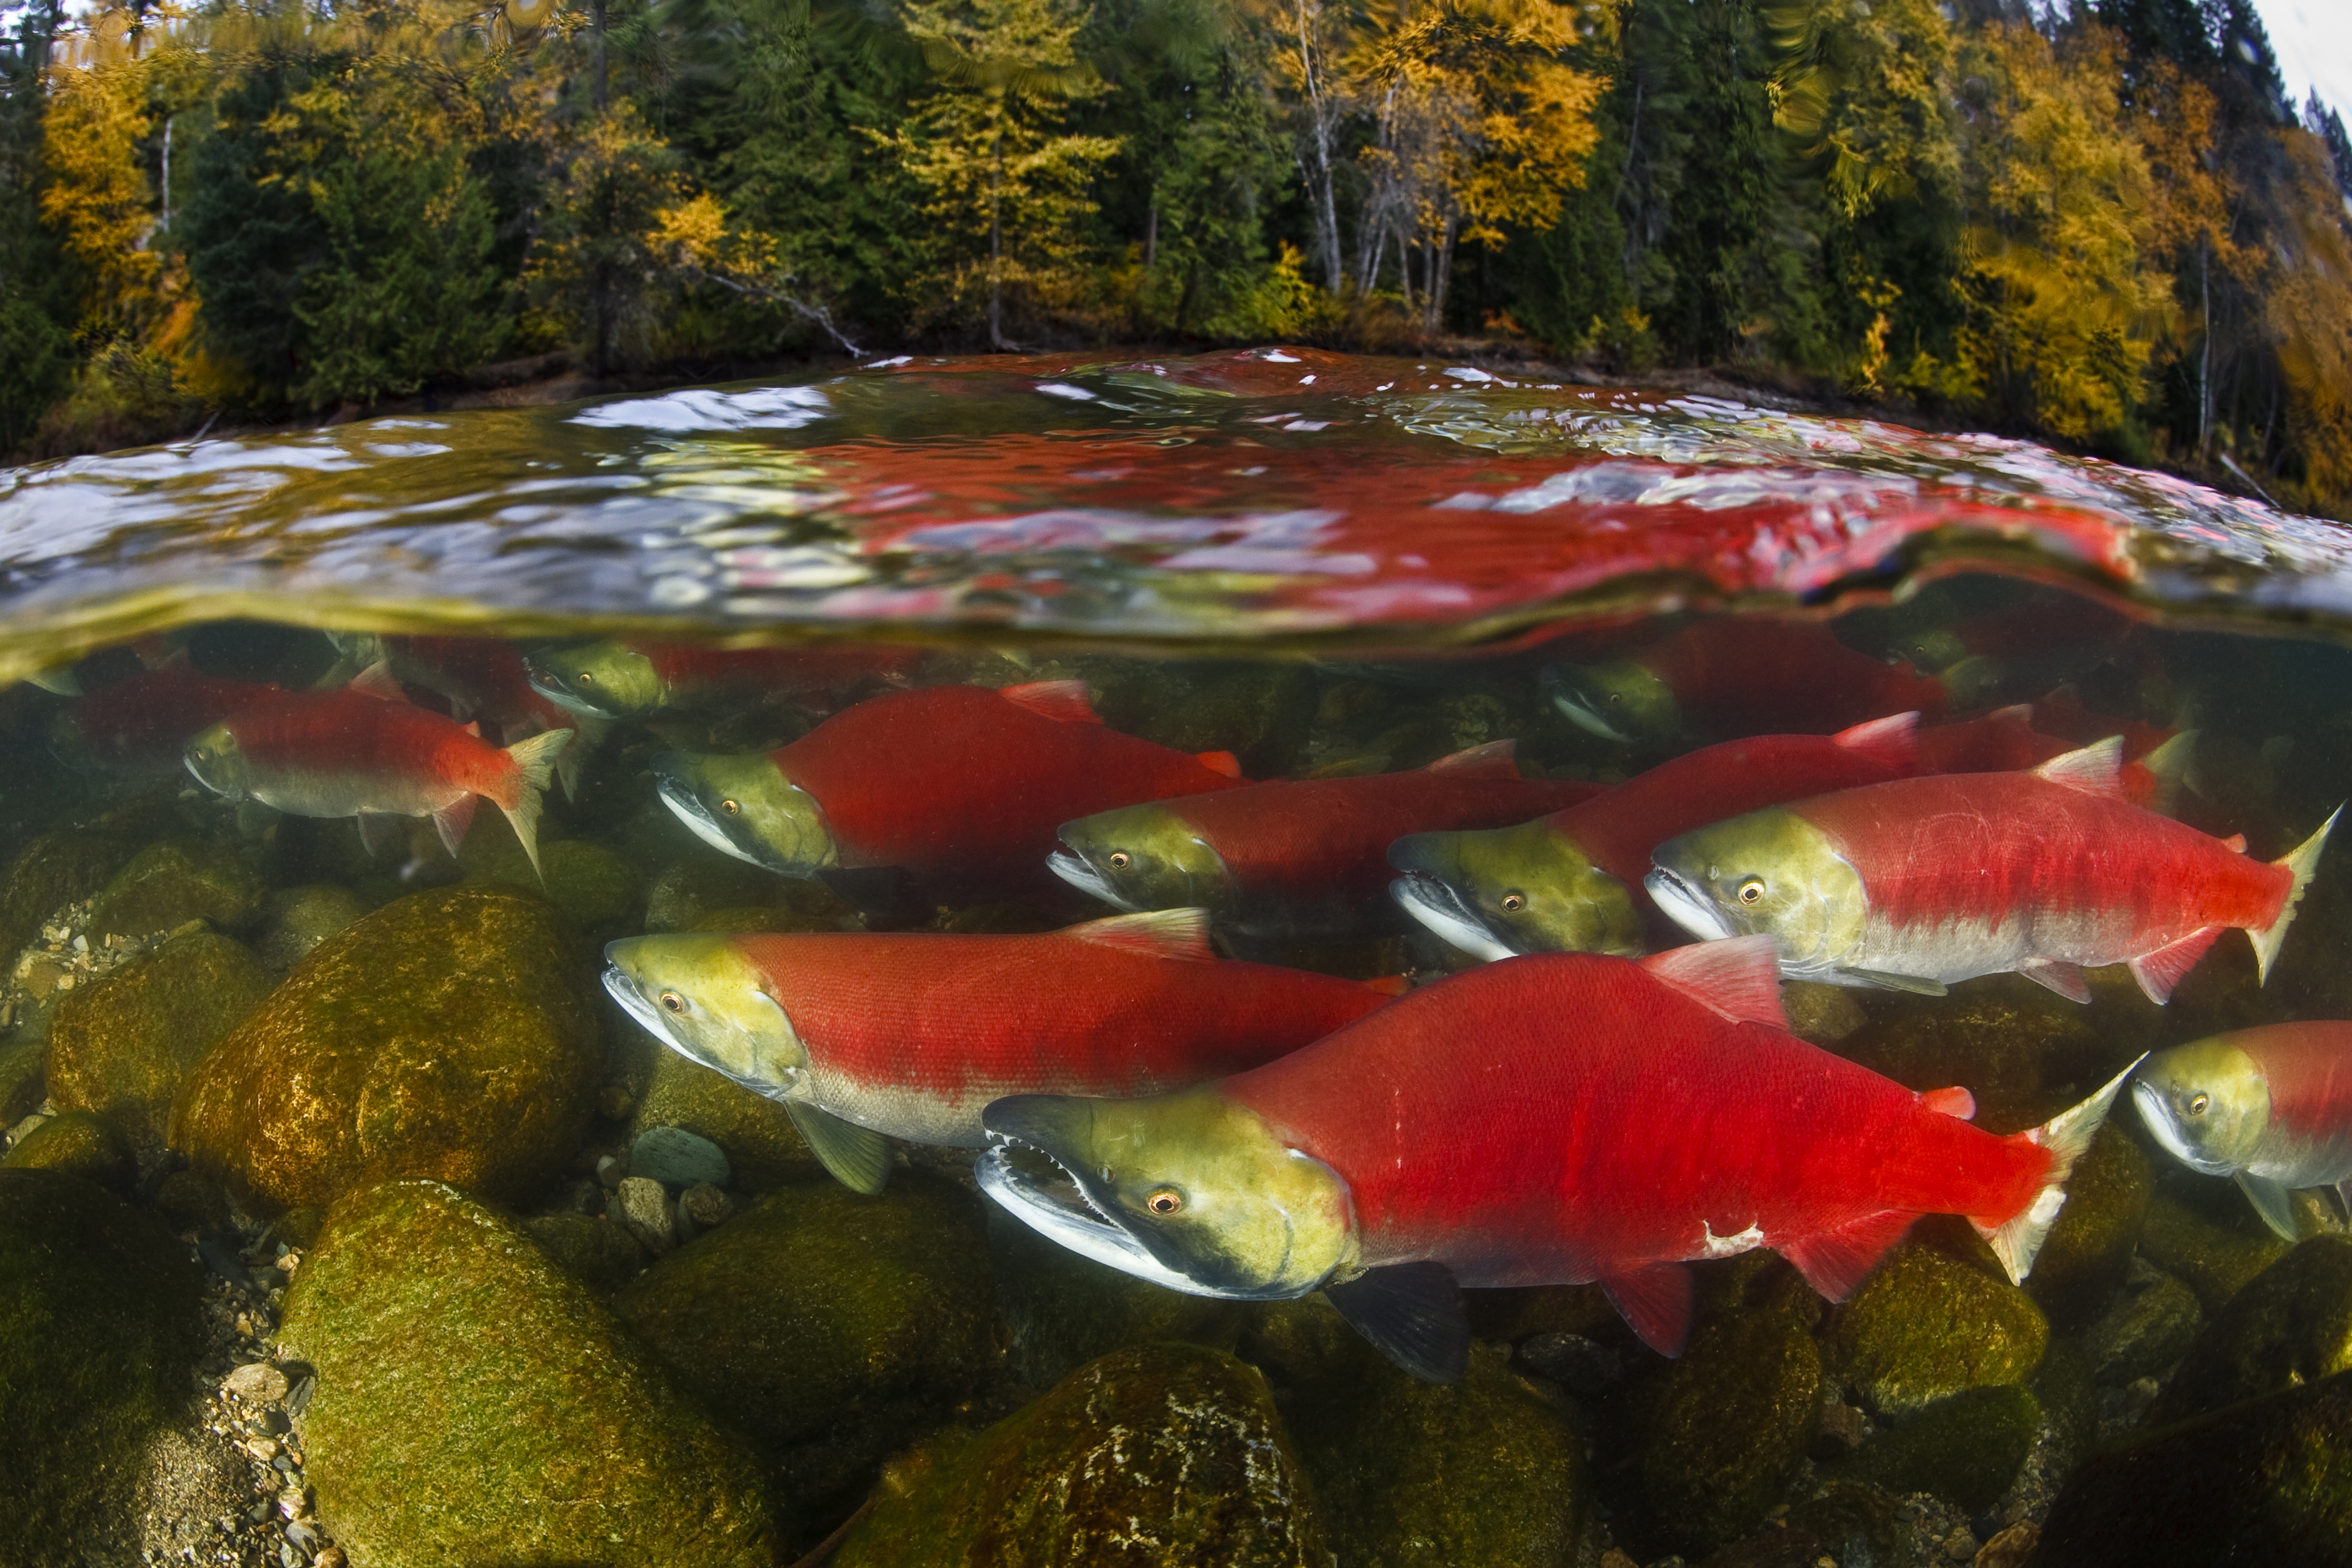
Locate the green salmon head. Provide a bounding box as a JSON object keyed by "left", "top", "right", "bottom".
{"left": 652, "top": 751, "right": 837, "bottom": 876}
{"left": 602, "top": 935, "right": 810, "bottom": 1095}
{"left": 1388, "top": 818, "right": 1642, "bottom": 959}
{"left": 1542, "top": 657, "right": 1679, "bottom": 746}
{"left": 2132, "top": 1038, "right": 2272, "bottom": 1177}
{"left": 525, "top": 640, "right": 661, "bottom": 720}
{"left": 979, "top": 1088, "right": 1356, "bottom": 1300}
{"left": 1050, "top": 804, "right": 1230, "bottom": 915}
{"left": 1645, "top": 808, "right": 1866, "bottom": 975}
{"left": 182, "top": 722, "right": 251, "bottom": 801}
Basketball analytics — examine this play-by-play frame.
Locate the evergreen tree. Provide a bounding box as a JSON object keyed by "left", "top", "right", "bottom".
{"left": 0, "top": 2, "right": 77, "bottom": 455}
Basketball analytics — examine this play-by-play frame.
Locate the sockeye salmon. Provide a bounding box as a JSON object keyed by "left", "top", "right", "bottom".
{"left": 652, "top": 680, "right": 1246, "bottom": 894}
{"left": 979, "top": 936, "right": 2135, "bottom": 1381}
{"left": 602, "top": 908, "right": 1396, "bottom": 1191}
{"left": 1544, "top": 617, "right": 1947, "bottom": 747}
{"left": 2135, "top": 1023, "right": 2352, "bottom": 1240}
{"left": 1916, "top": 704, "right": 2194, "bottom": 812}
{"left": 51, "top": 651, "right": 282, "bottom": 776}
{"left": 1049, "top": 741, "right": 1604, "bottom": 938}
{"left": 526, "top": 639, "right": 922, "bottom": 721}
{"left": 377, "top": 636, "right": 608, "bottom": 799}
{"left": 1389, "top": 712, "right": 1919, "bottom": 959}
{"left": 1646, "top": 738, "right": 2338, "bottom": 1003}
{"left": 182, "top": 663, "right": 571, "bottom": 877}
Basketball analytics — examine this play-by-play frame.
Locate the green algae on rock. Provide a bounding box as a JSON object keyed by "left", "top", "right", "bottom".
{"left": 831, "top": 1342, "right": 1325, "bottom": 1568}
{"left": 990, "top": 1206, "right": 1243, "bottom": 1389}
{"left": 46, "top": 930, "right": 272, "bottom": 1148}
{"left": 613, "top": 1173, "right": 998, "bottom": 1512}
{"left": 170, "top": 885, "right": 599, "bottom": 1217}
{"left": 464, "top": 835, "right": 640, "bottom": 938}
{"left": 2083, "top": 1265, "right": 2206, "bottom": 1387}
{"left": 2022, "top": 1123, "right": 2151, "bottom": 1332}
{"left": 254, "top": 883, "right": 371, "bottom": 969}
{"left": 0, "top": 1108, "right": 134, "bottom": 1192}
{"left": 279, "top": 1179, "right": 777, "bottom": 1568}
{"left": 1636, "top": 1296, "right": 1822, "bottom": 1554}
{"left": 1834, "top": 1382, "right": 2041, "bottom": 1513}
{"left": 0, "top": 1036, "right": 42, "bottom": 1125}
{"left": 523, "top": 1212, "right": 649, "bottom": 1294}
{"left": 0, "top": 827, "right": 139, "bottom": 968}
{"left": 2146, "top": 1235, "right": 2352, "bottom": 1426}
{"left": 0, "top": 1168, "right": 204, "bottom": 1547}
{"left": 85, "top": 837, "right": 265, "bottom": 942}
{"left": 618, "top": 1028, "right": 825, "bottom": 1190}
{"left": 1242, "top": 1294, "right": 1590, "bottom": 1568}
{"left": 1831, "top": 1243, "right": 2049, "bottom": 1413}
{"left": 2136, "top": 1183, "right": 2293, "bottom": 1315}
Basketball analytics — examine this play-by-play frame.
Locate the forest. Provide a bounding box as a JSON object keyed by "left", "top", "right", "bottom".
{"left": 2, "top": 0, "right": 2349, "bottom": 518}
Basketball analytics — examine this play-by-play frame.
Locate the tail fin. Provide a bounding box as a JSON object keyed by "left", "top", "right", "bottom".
{"left": 1971, "top": 1055, "right": 2142, "bottom": 1284}
{"left": 554, "top": 715, "right": 610, "bottom": 802}
{"left": 498, "top": 728, "right": 574, "bottom": 883}
{"left": 2137, "top": 730, "right": 2199, "bottom": 815}
{"left": 2250, "top": 805, "right": 2340, "bottom": 984}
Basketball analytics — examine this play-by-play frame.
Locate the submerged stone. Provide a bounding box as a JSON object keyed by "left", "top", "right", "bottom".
{"left": 2146, "top": 1235, "right": 2352, "bottom": 1426}
{"left": 990, "top": 1205, "right": 1243, "bottom": 1389}
{"left": 619, "top": 1032, "right": 824, "bottom": 1190}
{"left": 45, "top": 930, "right": 272, "bottom": 1148}
{"left": 523, "top": 1212, "right": 648, "bottom": 1294}
{"left": 170, "top": 886, "right": 599, "bottom": 1216}
{"left": 279, "top": 1179, "right": 776, "bottom": 1567}
{"left": 0, "top": 1168, "right": 204, "bottom": 1545}
{"left": 0, "top": 827, "right": 137, "bottom": 966}
{"left": 830, "top": 1342, "right": 1325, "bottom": 1568}
{"left": 2136, "top": 1183, "right": 2293, "bottom": 1315}
{"left": 2083, "top": 1264, "right": 2205, "bottom": 1387}
{"left": 1831, "top": 1243, "right": 2049, "bottom": 1413}
{"left": 0, "top": 1037, "right": 42, "bottom": 1126}
{"left": 1636, "top": 1296, "right": 1822, "bottom": 1554}
{"left": 254, "top": 883, "right": 371, "bottom": 969}
{"left": 613, "top": 1173, "right": 998, "bottom": 1514}
{"left": 628, "top": 1123, "right": 730, "bottom": 1190}
{"left": 0, "top": 1107, "right": 133, "bottom": 1192}
{"left": 1835, "top": 1382, "right": 2041, "bottom": 1513}
{"left": 464, "top": 835, "right": 639, "bottom": 937}
{"left": 85, "top": 837, "right": 265, "bottom": 942}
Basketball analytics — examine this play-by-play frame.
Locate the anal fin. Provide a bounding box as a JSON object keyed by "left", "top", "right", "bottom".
{"left": 2237, "top": 1171, "right": 2300, "bottom": 1242}
{"left": 1323, "top": 1262, "right": 1468, "bottom": 1384}
{"left": 432, "top": 796, "right": 478, "bottom": 859}
{"left": 1601, "top": 1262, "right": 1694, "bottom": 1358}
{"left": 355, "top": 811, "right": 394, "bottom": 858}
{"left": 784, "top": 1101, "right": 893, "bottom": 1194}
{"left": 2128, "top": 927, "right": 2222, "bottom": 1004}
{"left": 2018, "top": 958, "right": 2092, "bottom": 1004}
{"left": 1781, "top": 1210, "right": 1916, "bottom": 1302}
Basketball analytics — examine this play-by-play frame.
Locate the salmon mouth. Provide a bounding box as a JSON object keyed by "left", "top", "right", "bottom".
{"left": 523, "top": 653, "right": 614, "bottom": 719}
{"left": 1644, "top": 865, "right": 1735, "bottom": 942}
{"left": 1389, "top": 872, "right": 1515, "bottom": 961}
{"left": 977, "top": 1109, "right": 1228, "bottom": 1298}
{"left": 1542, "top": 666, "right": 1634, "bottom": 744}
{"left": 1046, "top": 849, "right": 1142, "bottom": 911}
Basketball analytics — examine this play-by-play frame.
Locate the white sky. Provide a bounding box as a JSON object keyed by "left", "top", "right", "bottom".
{"left": 2258, "top": 1, "right": 2352, "bottom": 128}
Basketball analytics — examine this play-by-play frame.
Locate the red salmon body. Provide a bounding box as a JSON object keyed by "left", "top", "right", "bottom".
{"left": 216, "top": 686, "right": 525, "bottom": 813}
{"left": 1637, "top": 619, "right": 1948, "bottom": 736}
{"left": 647, "top": 642, "right": 923, "bottom": 706}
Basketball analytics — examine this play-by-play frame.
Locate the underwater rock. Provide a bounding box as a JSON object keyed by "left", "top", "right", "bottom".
{"left": 1081, "top": 658, "right": 1319, "bottom": 779}
{"left": 628, "top": 1123, "right": 730, "bottom": 1190}
{"left": 612, "top": 1175, "right": 675, "bottom": 1254}
{"left": 2029, "top": 1369, "right": 2352, "bottom": 1567}
{"left": 45, "top": 930, "right": 272, "bottom": 1149}
{"left": 464, "top": 835, "right": 639, "bottom": 937}
{"left": 522, "top": 1212, "right": 648, "bottom": 1294}
{"left": 254, "top": 883, "right": 371, "bottom": 969}
{"left": 612, "top": 1173, "right": 998, "bottom": 1514}
{"left": 830, "top": 1342, "right": 1324, "bottom": 1568}
{"left": 85, "top": 837, "right": 265, "bottom": 942}
{"left": 620, "top": 1032, "right": 825, "bottom": 1190}
{"left": 989, "top": 1205, "right": 1243, "bottom": 1389}
{"left": 2083, "top": 1263, "right": 2206, "bottom": 1387}
{"left": 170, "top": 886, "right": 599, "bottom": 1217}
{"left": 2135, "top": 1184, "right": 2293, "bottom": 1315}
{"left": 0, "top": 827, "right": 137, "bottom": 966}
{"left": 153, "top": 1166, "right": 235, "bottom": 1236}
{"left": 2021, "top": 1123, "right": 2151, "bottom": 1331}
{"left": 0, "top": 1168, "right": 204, "bottom": 1545}
{"left": 1636, "top": 1295, "right": 1822, "bottom": 1554}
{"left": 1833, "top": 1382, "right": 2041, "bottom": 1513}
{"left": 1830, "top": 1243, "right": 2049, "bottom": 1413}
{"left": 0, "top": 1037, "right": 41, "bottom": 1126}
{"left": 0, "top": 1107, "right": 133, "bottom": 1192}
{"left": 2145, "top": 1235, "right": 2352, "bottom": 1426}
{"left": 1781, "top": 979, "right": 1868, "bottom": 1045}
{"left": 1242, "top": 1294, "right": 1590, "bottom": 1568}
{"left": 644, "top": 852, "right": 841, "bottom": 934}
{"left": 278, "top": 1180, "right": 776, "bottom": 1567}
{"left": 686, "top": 903, "right": 838, "bottom": 934}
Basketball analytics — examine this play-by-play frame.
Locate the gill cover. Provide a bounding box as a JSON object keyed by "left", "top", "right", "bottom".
{"left": 1645, "top": 807, "right": 1868, "bottom": 978}
{"left": 525, "top": 640, "right": 663, "bottom": 720}
{"left": 2132, "top": 1037, "right": 2273, "bottom": 1179}
{"left": 652, "top": 750, "right": 837, "bottom": 875}
{"left": 1051, "top": 803, "right": 1230, "bottom": 914}
{"left": 1388, "top": 818, "right": 1642, "bottom": 958}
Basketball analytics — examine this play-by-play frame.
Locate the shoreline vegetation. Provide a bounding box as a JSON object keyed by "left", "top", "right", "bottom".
{"left": 3, "top": 0, "right": 2349, "bottom": 520}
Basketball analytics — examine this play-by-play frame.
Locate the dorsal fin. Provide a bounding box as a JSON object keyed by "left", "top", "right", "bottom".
{"left": 152, "top": 646, "right": 192, "bottom": 671}
{"left": 1063, "top": 908, "right": 1216, "bottom": 960}
{"left": 1830, "top": 711, "right": 1919, "bottom": 771}
{"left": 1195, "top": 750, "right": 1243, "bottom": 778}
{"left": 1921, "top": 1086, "right": 1977, "bottom": 1120}
{"left": 999, "top": 679, "right": 1101, "bottom": 725}
{"left": 2031, "top": 736, "right": 2126, "bottom": 796}
{"left": 345, "top": 661, "right": 407, "bottom": 702}
{"left": 1988, "top": 703, "right": 2035, "bottom": 725}
{"left": 1424, "top": 739, "right": 1521, "bottom": 779}
{"left": 461, "top": 719, "right": 481, "bottom": 738}
{"left": 2222, "top": 832, "right": 2247, "bottom": 853}
{"left": 1361, "top": 974, "right": 1410, "bottom": 996}
{"left": 1640, "top": 937, "right": 1788, "bottom": 1028}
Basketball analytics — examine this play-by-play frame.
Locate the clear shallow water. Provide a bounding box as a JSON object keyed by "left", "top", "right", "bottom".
{"left": 6, "top": 351, "right": 2352, "bottom": 1567}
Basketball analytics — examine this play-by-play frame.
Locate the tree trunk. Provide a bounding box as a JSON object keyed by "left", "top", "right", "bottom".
{"left": 1144, "top": 204, "right": 1157, "bottom": 271}
{"left": 1295, "top": 0, "right": 1344, "bottom": 294}
{"left": 592, "top": 0, "right": 608, "bottom": 114}
{"left": 989, "top": 107, "right": 1007, "bottom": 351}
{"left": 2198, "top": 240, "right": 2212, "bottom": 462}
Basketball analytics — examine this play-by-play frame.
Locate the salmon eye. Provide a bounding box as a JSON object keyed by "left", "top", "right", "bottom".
{"left": 720, "top": 798, "right": 740, "bottom": 816}
{"left": 1146, "top": 1188, "right": 1183, "bottom": 1215}
{"left": 1737, "top": 878, "right": 1765, "bottom": 905}
{"left": 1500, "top": 892, "right": 1526, "bottom": 913}
{"left": 2188, "top": 1093, "right": 2210, "bottom": 1115}
{"left": 659, "top": 991, "right": 686, "bottom": 1013}
{"left": 576, "top": 671, "right": 594, "bottom": 684}
{"left": 1108, "top": 851, "right": 1132, "bottom": 870}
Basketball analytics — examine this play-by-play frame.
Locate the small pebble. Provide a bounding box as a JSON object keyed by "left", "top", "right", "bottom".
{"left": 1974, "top": 1521, "right": 2040, "bottom": 1568}
{"left": 1943, "top": 1525, "right": 1980, "bottom": 1561}
{"left": 613, "top": 1176, "right": 676, "bottom": 1254}
{"left": 595, "top": 1154, "right": 622, "bottom": 1190}
{"left": 317, "top": 1547, "right": 347, "bottom": 1568}
{"left": 244, "top": 1436, "right": 280, "bottom": 1462}
{"left": 596, "top": 1084, "right": 634, "bottom": 1120}
{"left": 680, "top": 1182, "right": 734, "bottom": 1229}
{"left": 223, "top": 1361, "right": 291, "bottom": 1404}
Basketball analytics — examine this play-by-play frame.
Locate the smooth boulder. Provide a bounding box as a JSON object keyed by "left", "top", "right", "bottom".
{"left": 1831, "top": 1242, "right": 2049, "bottom": 1413}
{"left": 46, "top": 930, "right": 272, "bottom": 1147}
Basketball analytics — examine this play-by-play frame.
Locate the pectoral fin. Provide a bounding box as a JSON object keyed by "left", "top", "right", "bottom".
{"left": 1781, "top": 1210, "right": 1916, "bottom": 1302}
{"left": 2237, "top": 1172, "right": 2300, "bottom": 1242}
{"left": 1838, "top": 967, "right": 1948, "bottom": 997}
{"left": 1322, "top": 1262, "right": 1468, "bottom": 1384}
{"left": 785, "top": 1101, "right": 892, "bottom": 1194}
{"left": 1601, "top": 1263, "right": 1694, "bottom": 1357}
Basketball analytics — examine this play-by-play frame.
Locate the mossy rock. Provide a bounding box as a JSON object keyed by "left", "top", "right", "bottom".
{"left": 0, "top": 1109, "right": 133, "bottom": 1193}
{"left": 0, "top": 1037, "right": 42, "bottom": 1126}
{"left": 85, "top": 837, "right": 265, "bottom": 942}
{"left": 1080, "top": 658, "right": 1319, "bottom": 779}
{"left": 464, "top": 835, "right": 640, "bottom": 937}
{"left": 2136, "top": 1184, "right": 2292, "bottom": 1315}
{"left": 255, "top": 883, "right": 371, "bottom": 969}
{"left": 46, "top": 931, "right": 272, "bottom": 1148}
{"left": 685, "top": 904, "right": 837, "bottom": 934}
{"left": 0, "top": 828, "right": 137, "bottom": 966}
{"left": 1830, "top": 1244, "right": 2049, "bottom": 1413}
{"left": 990, "top": 1204, "right": 1242, "bottom": 1388}
{"left": 170, "top": 886, "right": 600, "bottom": 1217}
{"left": 2024, "top": 1123, "right": 2151, "bottom": 1331}
{"left": 1241, "top": 1295, "right": 1589, "bottom": 1568}
{"left": 2029, "top": 1369, "right": 2352, "bottom": 1568}
{"left": 1636, "top": 1298, "right": 1822, "bottom": 1554}
{"left": 279, "top": 1179, "right": 777, "bottom": 1567}
{"left": 1461, "top": 1282, "right": 1620, "bottom": 1346}
{"left": 613, "top": 1173, "right": 998, "bottom": 1513}
{"left": 524, "top": 1212, "right": 648, "bottom": 1294}
{"left": 0, "top": 1168, "right": 204, "bottom": 1551}
{"left": 830, "top": 1342, "right": 1325, "bottom": 1568}
{"left": 618, "top": 1028, "right": 823, "bottom": 1190}
{"left": 2147, "top": 1236, "right": 2352, "bottom": 1426}
{"left": 1835, "top": 1383, "right": 2040, "bottom": 1512}
{"left": 644, "top": 853, "right": 832, "bottom": 934}
{"left": 2084, "top": 1268, "right": 2205, "bottom": 1386}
